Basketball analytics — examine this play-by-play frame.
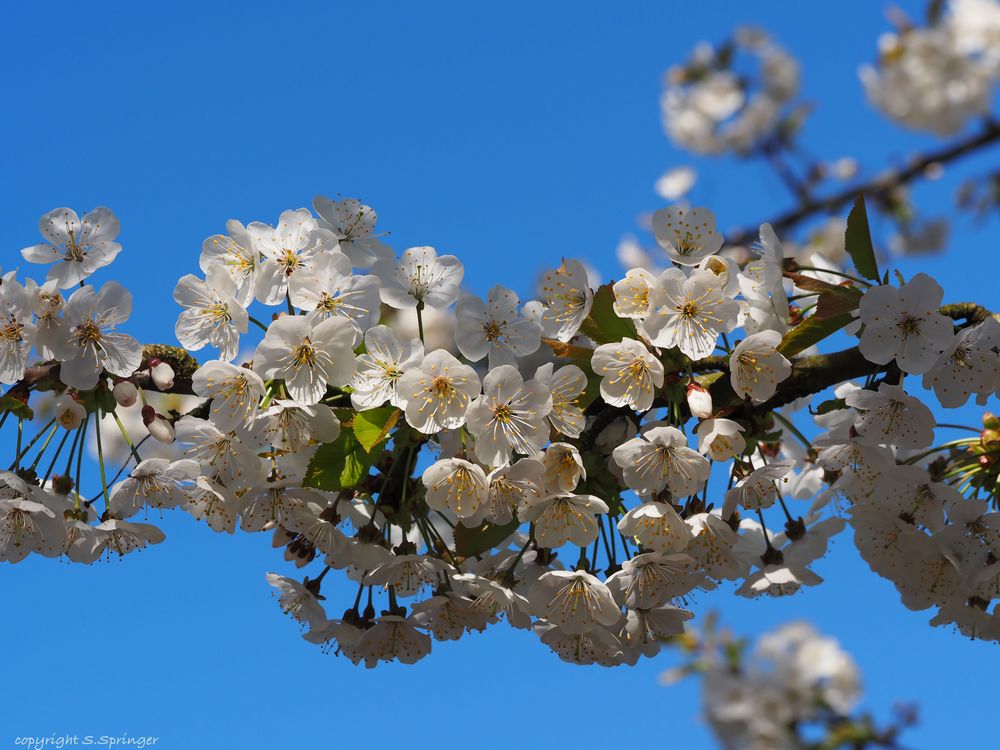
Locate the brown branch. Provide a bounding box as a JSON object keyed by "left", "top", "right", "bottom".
{"left": 726, "top": 119, "right": 1000, "bottom": 246}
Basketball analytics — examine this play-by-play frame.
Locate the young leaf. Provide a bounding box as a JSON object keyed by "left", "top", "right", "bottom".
{"left": 778, "top": 312, "right": 855, "bottom": 358}
{"left": 845, "top": 195, "right": 880, "bottom": 282}
{"left": 454, "top": 519, "right": 519, "bottom": 558}
{"left": 353, "top": 407, "right": 400, "bottom": 452}
{"left": 814, "top": 287, "right": 863, "bottom": 319}
{"left": 305, "top": 431, "right": 376, "bottom": 491}
{"left": 580, "top": 283, "right": 637, "bottom": 344}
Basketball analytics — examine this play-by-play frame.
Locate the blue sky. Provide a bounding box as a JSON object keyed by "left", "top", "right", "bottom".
{"left": 2, "top": 1, "right": 999, "bottom": 748}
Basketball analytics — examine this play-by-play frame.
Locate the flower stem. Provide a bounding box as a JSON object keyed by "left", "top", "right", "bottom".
{"left": 9, "top": 417, "right": 56, "bottom": 470}
{"left": 95, "top": 410, "right": 112, "bottom": 515}
{"left": 111, "top": 410, "right": 143, "bottom": 466}
{"left": 794, "top": 265, "right": 873, "bottom": 286}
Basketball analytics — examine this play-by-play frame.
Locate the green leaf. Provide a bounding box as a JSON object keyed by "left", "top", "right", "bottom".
{"left": 0, "top": 393, "right": 33, "bottom": 421}
{"left": 580, "top": 283, "right": 637, "bottom": 345}
{"left": 305, "top": 430, "right": 376, "bottom": 491}
{"left": 352, "top": 407, "right": 400, "bottom": 452}
{"left": 814, "top": 287, "right": 862, "bottom": 320}
{"left": 454, "top": 519, "right": 519, "bottom": 558}
{"left": 778, "top": 313, "right": 855, "bottom": 358}
{"left": 845, "top": 195, "right": 880, "bottom": 282}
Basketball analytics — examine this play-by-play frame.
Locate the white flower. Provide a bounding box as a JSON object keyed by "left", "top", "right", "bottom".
{"left": 254, "top": 315, "right": 357, "bottom": 405}
{"left": 466, "top": 365, "right": 552, "bottom": 468}
{"left": 612, "top": 268, "right": 660, "bottom": 319}
{"left": 288, "top": 250, "right": 381, "bottom": 335}
{"left": 0, "top": 475, "right": 66, "bottom": 562}
{"left": 353, "top": 615, "right": 431, "bottom": 667}
{"left": 238, "top": 481, "right": 322, "bottom": 532}
{"left": 455, "top": 285, "right": 542, "bottom": 368}
{"left": 721, "top": 462, "right": 793, "bottom": 519}
{"left": 465, "top": 458, "right": 545, "bottom": 527}
{"left": 540, "top": 442, "right": 586, "bottom": 494}
{"left": 618, "top": 501, "right": 692, "bottom": 552}
{"left": 654, "top": 167, "right": 697, "bottom": 200}
{"left": 410, "top": 593, "right": 490, "bottom": 639}
{"left": 858, "top": 272, "right": 954, "bottom": 374}
{"left": 736, "top": 565, "right": 822, "bottom": 598}
{"left": 624, "top": 605, "right": 693, "bottom": 650}
{"left": 349, "top": 325, "right": 425, "bottom": 410}
{"left": 21, "top": 207, "right": 122, "bottom": 289}
{"left": 737, "top": 223, "right": 790, "bottom": 336}
{"left": 49, "top": 282, "right": 143, "bottom": 390}
{"left": 538, "top": 258, "right": 593, "bottom": 342}
{"left": 591, "top": 338, "right": 664, "bottom": 411}
{"left": 845, "top": 382, "right": 935, "bottom": 449}
{"left": 422, "top": 458, "right": 489, "bottom": 519}
{"left": 373, "top": 246, "right": 464, "bottom": 309}
{"left": 729, "top": 330, "right": 792, "bottom": 403}
{"left": 265, "top": 572, "right": 327, "bottom": 630}
{"left": 173, "top": 267, "right": 249, "bottom": 362}
{"left": 108, "top": 458, "right": 199, "bottom": 518}
{"left": 312, "top": 195, "right": 390, "bottom": 269}
{"left": 252, "top": 399, "right": 340, "bottom": 453}
{"left": 697, "top": 418, "right": 746, "bottom": 460}
{"left": 27, "top": 278, "right": 64, "bottom": 360}
{"left": 0, "top": 278, "right": 36, "bottom": 384}
{"left": 175, "top": 416, "right": 264, "bottom": 489}
{"left": 249, "top": 208, "right": 334, "bottom": 305}
{"left": 606, "top": 552, "right": 703, "bottom": 609}
{"left": 199, "top": 219, "right": 258, "bottom": 306}
{"left": 182, "top": 477, "right": 239, "bottom": 533}
{"left": 538, "top": 623, "right": 623, "bottom": 666}
{"left": 922, "top": 317, "right": 1000, "bottom": 407}
{"left": 533, "top": 363, "right": 587, "bottom": 438}
{"left": 192, "top": 360, "right": 267, "bottom": 432}
{"left": 612, "top": 426, "right": 711, "bottom": 498}
{"left": 55, "top": 394, "right": 86, "bottom": 430}
{"left": 365, "top": 555, "right": 451, "bottom": 598}
{"left": 651, "top": 206, "right": 724, "bottom": 266}
{"left": 685, "top": 512, "right": 746, "bottom": 580}
{"left": 528, "top": 570, "right": 621, "bottom": 634}
{"left": 397, "top": 349, "right": 480, "bottom": 434}
{"left": 520, "top": 493, "right": 609, "bottom": 548}
{"left": 90, "top": 519, "right": 167, "bottom": 559}
{"left": 644, "top": 268, "right": 739, "bottom": 360}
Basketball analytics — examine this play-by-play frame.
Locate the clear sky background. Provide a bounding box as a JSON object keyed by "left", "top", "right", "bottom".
{"left": 2, "top": 1, "right": 999, "bottom": 748}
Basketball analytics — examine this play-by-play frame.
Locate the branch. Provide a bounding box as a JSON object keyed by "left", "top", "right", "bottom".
{"left": 727, "top": 119, "right": 1000, "bottom": 245}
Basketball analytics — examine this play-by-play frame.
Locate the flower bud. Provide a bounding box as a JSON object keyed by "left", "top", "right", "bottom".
{"left": 142, "top": 404, "right": 175, "bottom": 444}
{"left": 55, "top": 394, "right": 86, "bottom": 430}
{"left": 150, "top": 362, "right": 175, "bottom": 390}
{"left": 983, "top": 412, "right": 1000, "bottom": 430}
{"left": 113, "top": 380, "right": 138, "bottom": 408}
{"left": 685, "top": 383, "right": 713, "bottom": 419}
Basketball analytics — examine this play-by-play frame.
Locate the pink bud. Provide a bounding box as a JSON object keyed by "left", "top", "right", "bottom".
{"left": 142, "top": 405, "right": 175, "bottom": 444}
{"left": 150, "top": 362, "right": 175, "bottom": 390}
{"left": 686, "top": 383, "right": 713, "bottom": 419}
{"left": 113, "top": 380, "right": 138, "bottom": 408}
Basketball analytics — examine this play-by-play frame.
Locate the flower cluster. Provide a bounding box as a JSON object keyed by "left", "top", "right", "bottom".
{"left": 661, "top": 27, "right": 801, "bottom": 155}
{"left": 2, "top": 182, "right": 998, "bottom": 669}
{"left": 861, "top": 0, "right": 1000, "bottom": 134}
{"left": 665, "top": 620, "right": 916, "bottom": 750}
